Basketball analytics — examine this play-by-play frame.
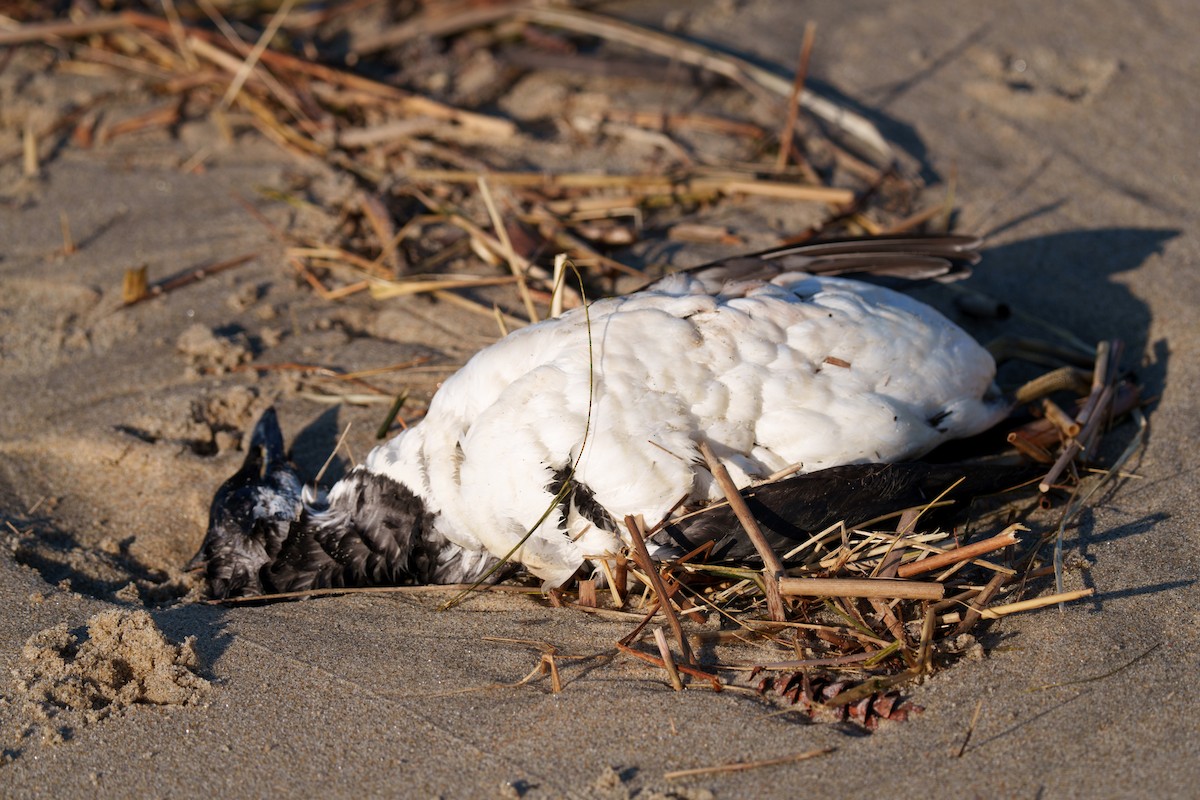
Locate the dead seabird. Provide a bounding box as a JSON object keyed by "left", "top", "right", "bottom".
{"left": 191, "top": 235, "right": 1022, "bottom": 599}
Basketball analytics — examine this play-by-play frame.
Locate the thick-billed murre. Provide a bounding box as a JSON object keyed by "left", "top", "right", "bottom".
{"left": 192, "top": 235, "right": 1019, "bottom": 599}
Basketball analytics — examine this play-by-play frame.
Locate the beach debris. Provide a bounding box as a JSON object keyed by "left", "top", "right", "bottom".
{"left": 0, "top": 1, "right": 927, "bottom": 322}
{"left": 0, "top": 3, "right": 1147, "bottom": 731}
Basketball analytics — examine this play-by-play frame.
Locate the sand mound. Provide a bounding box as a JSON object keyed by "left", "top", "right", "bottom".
{"left": 9, "top": 609, "right": 209, "bottom": 744}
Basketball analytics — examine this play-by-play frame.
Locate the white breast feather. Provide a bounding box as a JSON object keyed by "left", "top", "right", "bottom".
{"left": 363, "top": 272, "right": 1004, "bottom": 585}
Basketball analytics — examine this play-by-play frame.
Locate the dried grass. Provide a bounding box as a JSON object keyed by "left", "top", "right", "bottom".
{"left": 1, "top": 1, "right": 1146, "bottom": 728}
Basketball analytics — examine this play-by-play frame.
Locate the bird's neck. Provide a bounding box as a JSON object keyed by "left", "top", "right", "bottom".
{"left": 261, "top": 468, "right": 497, "bottom": 592}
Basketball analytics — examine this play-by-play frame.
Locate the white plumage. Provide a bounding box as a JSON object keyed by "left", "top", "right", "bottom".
{"left": 358, "top": 268, "right": 1004, "bottom": 586}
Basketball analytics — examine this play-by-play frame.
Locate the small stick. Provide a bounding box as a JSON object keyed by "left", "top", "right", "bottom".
{"left": 22, "top": 124, "right": 38, "bottom": 178}
{"left": 403, "top": 168, "right": 855, "bottom": 203}
{"left": 938, "top": 587, "right": 1094, "bottom": 623}
{"left": 917, "top": 601, "right": 936, "bottom": 673}
{"left": 774, "top": 21, "right": 817, "bottom": 172}
{"left": 725, "top": 648, "right": 892, "bottom": 670}
{"left": 206, "top": 582, "right": 544, "bottom": 605}
{"left": 625, "top": 516, "right": 694, "bottom": 664}
{"left": 954, "top": 699, "right": 985, "bottom": 757}
{"left": 0, "top": 14, "right": 129, "bottom": 45}
{"left": 1011, "top": 366, "right": 1092, "bottom": 404}
{"left": 653, "top": 628, "right": 683, "bottom": 691}
{"left": 550, "top": 252, "right": 568, "bottom": 318}
{"left": 698, "top": 441, "right": 787, "bottom": 622}
{"left": 778, "top": 577, "right": 944, "bottom": 601}
{"left": 477, "top": 176, "right": 539, "bottom": 324}
{"left": 952, "top": 571, "right": 1008, "bottom": 636}
{"left": 1007, "top": 431, "right": 1055, "bottom": 464}
{"left": 870, "top": 598, "right": 907, "bottom": 645}
{"left": 59, "top": 212, "right": 76, "bottom": 255}
{"left": 895, "top": 526, "right": 1024, "bottom": 579}
{"left": 664, "top": 747, "right": 835, "bottom": 780}
{"left": 159, "top": 0, "right": 198, "bottom": 70}
{"left": 542, "top": 654, "right": 562, "bottom": 693}
{"left": 932, "top": 586, "right": 984, "bottom": 613}
{"left": 613, "top": 642, "right": 721, "bottom": 690}
{"left": 597, "top": 558, "right": 624, "bottom": 607}
{"left": 428, "top": 291, "right": 525, "bottom": 330}
{"left": 1010, "top": 380, "right": 1139, "bottom": 450}
{"left": 871, "top": 515, "right": 908, "bottom": 639}
{"left": 1074, "top": 340, "right": 1120, "bottom": 428}
{"left": 103, "top": 102, "right": 182, "bottom": 143}
{"left": 1042, "top": 398, "right": 1081, "bottom": 438}
{"left": 368, "top": 275, "right": 519, "bottom": 299}
{"left": 1040, "top": 383, "right": 1113, "bottom": 492}
{"left": 123, "top": 252, "right": 258, "bottom": 306}
{"left": 312, "top": 422, "right": 353, "bottom": 486}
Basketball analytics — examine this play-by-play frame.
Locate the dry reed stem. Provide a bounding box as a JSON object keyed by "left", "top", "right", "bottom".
{"left": 205, "top": 582, "right": 544, "bottom": 605}
{"left": 1042, "top": 397, "right": 1081, "bottom": 438}
{"left": 58, "top": 211, "right": 76, "bottom": 255}
{"left": 404, "top": 168, "right": 854, "bottom": 204}
{"left": 430, "top": 290, "right": 527, "bottom": 330}
{"left": 774, "top": 21, "right": 817, "bottom": 173}
{"left": 1007, "top": 431, "right": 1055, "bottom": 463}
{"left": 550, "top": 253, "right": 568, "bottom": 318}
{"left": 0, "top": 14, "right": 131, "bottom": 45}
{"left": 477, "top": 176, "right": 539, "bottom": 323}
{"left": 653, "top": 627, "right": 684, "bottom": 691}
{"left": 1040, "top": 380, "right": 1115, "bottom": 493}
{"left": 778, "top": 577, "right": 945, "bottom": 601}
{"left": 21, "top": 124, "right": 38, "bottom": 177}
{"left": 577, "top": 579, "right": 597, "bottom": 609}
{"left": 368, "top": 275, "right": 519, "bottom": 299}
{"left": 664, "top": 746, "right": 835, "bottom": 781}
{"left": 122, "top": 252, "right": 258, "bottom": 306}
{"left": 952, "top": 571, "right": 1008, "bottom": 637}
{"left": 698, "top": 441, "right": 787, "bottom": 622}
{"left": 625, "top": 515, "right": 694, "bottom": 664}
{"left": 121, "top": 11, "right": 517, "bottom": 136}
{"left": 613, "top": 642, "right": 721, "bottom": 690}
{"left": 938, "top": 587, "right": 1095, "bottom": 624}
{"left": 867, "top": 477, "right": 964, "bottom": 578}
{"left": 219, "top": 0, "right": 296, "bottom": 109}
{"left": 955, "top": 699, "right": 985, "bottom": 757}
{"left": 895, "top": 526, "right": 1024, "bottom": 579}
{"left": 543, "top": 654, "right": 563, "bottom": 693}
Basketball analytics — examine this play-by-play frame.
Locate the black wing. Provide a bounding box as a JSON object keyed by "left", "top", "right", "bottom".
{"left": 649, "top": 459, "right": 1036, "bottom": 562}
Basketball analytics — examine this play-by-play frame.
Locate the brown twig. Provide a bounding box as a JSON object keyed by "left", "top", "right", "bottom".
{"left": 664, "top": 747, "right": 835, "bottom": 781}
{"left": 625, "top": 515, "right": 695, "bottom": 664}
{"left": 698, "top": 441, "right": 787, "bottom": 622}
{"left": 778, "top": 577, "right": 945, "bottom": 601}
{"left": 938, "top": 587, "right": 1095, "bottom": 623}
{"left": 774, "top": 21, "right": 817, "bottom": 173}
{"left": 653, "top": 627, "right": 684, "bottom": 691}
{"left": 123, "top": 252, "right": 258, "bottom": 306}
{"left": 896, "top": 526, "right": 1023, "bottom": 579}
{"left": 614, "top": 642, "right": 721, "bottom": 690}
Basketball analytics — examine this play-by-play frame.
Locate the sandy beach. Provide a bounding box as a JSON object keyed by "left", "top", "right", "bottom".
{"left": 2, "top": 2, "right": 1198, "bottom": 797}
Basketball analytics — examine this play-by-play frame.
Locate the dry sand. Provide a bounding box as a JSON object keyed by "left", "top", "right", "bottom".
{"left": 2, "top": 1, "right": 1198, "bottom": 797}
